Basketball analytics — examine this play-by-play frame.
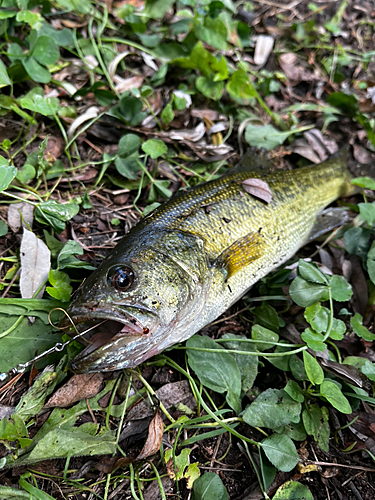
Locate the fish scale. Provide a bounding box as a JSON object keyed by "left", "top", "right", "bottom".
{"left": 64, "top": 149, "right": 355, "bottom": 373}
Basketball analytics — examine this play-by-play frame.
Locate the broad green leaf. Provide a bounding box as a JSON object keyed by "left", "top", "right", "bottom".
{"left": 261, "top": 434, "right": 299, "bottom": 472}
{"left": 195, "top": 76, "right": 224, "bottom": 101}
{"left": 303, "top": 351, "right": 324, "bottom": 385}
{"left": 57, "top": 240, "right": 95, "bottom": 271}
{"left": 0, "top": 316, "right": 62, "bottom": 373}
{"left": 0, "top": 59, "right": 11, "bottom": 88}
{"left": 302, "top": 405, "right": 329, "bottom": 452}
{"left": 0, "top": 486, "right": 31, "bottom": 499}
{"left": 346, "top": 357, "right": 375, "bottom": 382}
{"left": 165, "top": 448, "right": 191, "bottom": 480}
{"left": 161, "top": 102, "right": 174, "bottom": 125}
{"left": 20, "top": 427, "right": 116, "bottom": 464}
{"left": 351, "top": 176, "right": 375, "bottom": 190}
{"left": 301, "top": 328, "right": 326, "bottom": 352}
{"left": 143, "top": 0, "right": 176, "bottom": 19}
{"left": 289, "top": 276, "right": 329, "bottom": 307}
{"left": 15, "top": 368, "right": 59, "bottom": 420}
{"left": 259, "top": 449, "right": 276, "bottom": 491}
{"left": 226, "top": 70, "right": 257, "bottom": 100}
{"left": 284, "top": 380, "right": 304, "bottom": 403}
{"left": 304, "top": 303, "right": 329, "bottom": 333}
{"left": 0, "top": 158, "right": 17, "bottom": 191}
{"left": 222, "top": 334, "right": 258, "bottom": 393}
{"left": 298, "top": 259, "right": 328, "bottom": 285}
{"left": 32, "top": 35, "right": 60, "bottom": 66}
{"left": 0, "top": 415, "right": 31, "bottom": 448}
{"left": 343, "top": 227, "right": 371, "bottom": 260}
{"left": 54, "top": 0, "right": 93, "bottom": 14}
{"left": 329, "top": 275, "right": 353, "bottom": 302}
{"left": 16, "top": 163, "right": 36, "bottom": 184}
{"left": 185, "top": 462, "right": 201, "bottom": 489}
{"left": 20, "top": 88, "right": 60, "bottom": 116}
{"left": 35, "top": 200, "right": 79, "bottom": 232}
{"left": 252, "top": 301, "right": 280, "bottom": 333}
{"left": 194, "top": 16, "right": 228, "bottom": 50}
{"left": 273, "top": 481, "right": 313, "bottom": 500}
{"left": 367, "top": 241, "right": 375, "bottom": 285}
{"left": 173, "top": 42, "right": 222, "bottom": 78}
{"left": 118, "top": 133, "right": 141, "bottom": 157}
{"left": 350, "top": 313, "right": 375, "bottom": 341}
{"left": 327, "top": 91, "right": 358, "bottom": 117}
{"left": 23, "top": 56, "right": 51, "bottom": 84}
{"left": 187, "top": 336, "right": 241, "bottom": 413}
{"left": 46, "top": 269, "right": 72, "bottom": 302}
{"left": 244, "top": 124, "right": 311, "bottom": 151}
{"left": 16, "top": 10, "right": 43, "bottom": 29}
{"left": 319, "top": 381, "right": 352, "bottom": 414}
{"left": 358, "top": 202, "right": 375, "bottom": 226}
{"left": 0, "top": 220, "right": 8, "bottom": 237}
{"left": 192, "top": 472, "right": 228, "bottom": 500}
{"left": 115, "top": 156, "right": 140, "bottom": 180}
{"left": 142, "top": 139, "right": 168, "bottom": 158}
{"left": 242, "top": 388, "right": 301, "bottom": 430}
{"left": 289, "top": 355, "right": 307, "bottom": 381}
{"left": 251, "top": 324, "right": 279, "bottom": 351}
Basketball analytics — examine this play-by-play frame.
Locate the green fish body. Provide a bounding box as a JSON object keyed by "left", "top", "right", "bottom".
{"left": 66, "top": 150, "right": 354, "bottom": 373}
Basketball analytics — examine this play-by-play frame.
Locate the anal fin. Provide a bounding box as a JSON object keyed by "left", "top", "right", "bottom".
{"left": 215, "top": 232, "right": 264, "bottom": 279}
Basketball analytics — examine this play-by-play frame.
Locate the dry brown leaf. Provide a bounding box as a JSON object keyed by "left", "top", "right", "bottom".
{"left": 45, "top": 373, "right": 104, "bottom": 408}
{"left": 126, "top": 380, "right": 193, "bottom": 420}
{"left": 136, "top": 409, "right": 164, "bottom": 460}
{"left": 114, "top": 75, "right": 144, "bottom": 94}
{"left": 242, "top": 178, "right": 273, "bottom": 203}
{"left": 279, "top": 52, "right": 319, "bottom": 85}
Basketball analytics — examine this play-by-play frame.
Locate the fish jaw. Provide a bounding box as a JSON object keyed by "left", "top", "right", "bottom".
{"left": 70, "top": 323, "right": 170, "bottom": 373}
{"left": 63, "top": 304, "right": 161, "bottom": 373}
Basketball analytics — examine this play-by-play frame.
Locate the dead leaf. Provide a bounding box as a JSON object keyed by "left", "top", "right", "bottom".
{"left": 254, "top": 35, "right": 274, "bottom": 66}
{"left": 45, "top": 373, "right": 104, "bottom": 408}
{"left": 136, "top": 409, "right": 164, "bottom": 460}
{"left": 279, "top": 52, "right": 319, "bottom": 85}
{"left": 241, "top": 178, "right": 273, "bottom": 203}
{"left": 167, "top": 123, "right": 206, "bottom": 142}
{"left": 126, "top": 380, "right": 194, "bottom": 420}
{"left": 8, "top": 203, "right": 34, "bottom": 232}
{"left": 114, "top": 75, "right": 144, "bottom": 94}
{"left": 68, "top": 107, "right": 100, "bottom": 140}
{"left": 20, "top": 228, "right": 51, "bottom": 300}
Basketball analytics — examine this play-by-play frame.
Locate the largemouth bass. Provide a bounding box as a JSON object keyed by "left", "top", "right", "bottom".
{"left": 64, "top": 150, "right": 354, "bottom": 373}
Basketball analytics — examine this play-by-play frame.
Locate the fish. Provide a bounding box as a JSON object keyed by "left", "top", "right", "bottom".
{"left": 63, "top": 149, "right": 355, "bottom": 373}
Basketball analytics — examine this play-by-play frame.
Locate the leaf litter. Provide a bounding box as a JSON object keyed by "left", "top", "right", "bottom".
{"left": 1, "top": 0, "right": 375, "bottom": 499}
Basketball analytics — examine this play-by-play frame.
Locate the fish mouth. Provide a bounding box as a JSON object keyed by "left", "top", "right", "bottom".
{"left": 59, "top": 305, "right": 160, "bottom": 373}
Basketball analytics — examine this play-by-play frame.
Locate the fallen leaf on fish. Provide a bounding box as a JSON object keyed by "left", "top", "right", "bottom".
{"left": 241, "top": 178, "right": 273, "bottom": 203}
{"left": 45, "top": 373, "right": 104, "bottom": 408}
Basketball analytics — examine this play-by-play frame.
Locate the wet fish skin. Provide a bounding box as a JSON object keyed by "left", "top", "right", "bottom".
{"left": 66, "top": 150, "right": 355, "bottom": 373}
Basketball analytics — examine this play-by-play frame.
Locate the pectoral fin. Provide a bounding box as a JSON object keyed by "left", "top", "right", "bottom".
{"left": 215, "top": 232, "right": 264, "bottom": 279}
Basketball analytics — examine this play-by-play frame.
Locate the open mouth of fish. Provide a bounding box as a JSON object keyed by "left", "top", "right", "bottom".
{"left": 59, "top": 306, "right": 160, "bottom": 370}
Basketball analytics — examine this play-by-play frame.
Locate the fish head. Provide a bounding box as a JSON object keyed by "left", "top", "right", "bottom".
{"left": 62, "top": 229, "right": 210, "bottom": 372}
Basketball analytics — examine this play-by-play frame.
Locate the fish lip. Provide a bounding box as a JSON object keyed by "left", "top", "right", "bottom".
{"left": 59, "top": 304, "right": 159, "bottom": 334}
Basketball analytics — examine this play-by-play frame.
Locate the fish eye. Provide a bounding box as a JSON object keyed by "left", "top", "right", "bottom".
{"left": 108, "top": 266, "right": 135, "bottom": 292}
